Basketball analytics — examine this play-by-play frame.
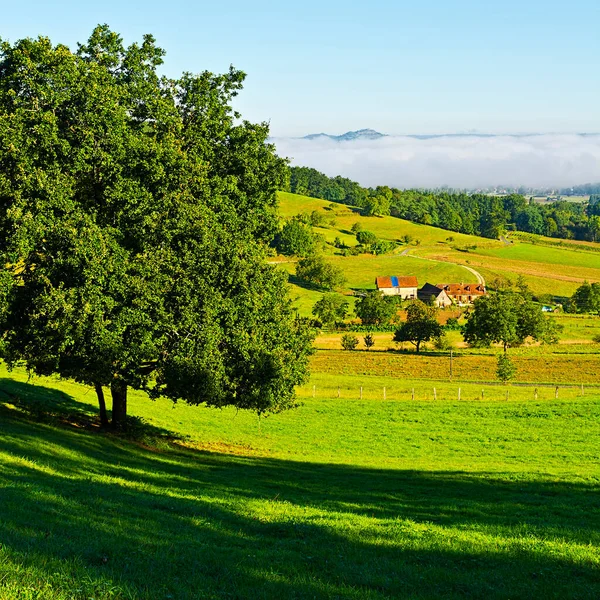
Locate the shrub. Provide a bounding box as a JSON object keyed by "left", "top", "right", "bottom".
{"left": 497, "top": 354, "right": 517, "bottom": 383}
{"left": 356, "top": 230, "right": 378, "bottom": 246}
{"left": 312, "top": 294, "right": 349, "bottom": 327}
{"left": 351, "top": 222, "right": 363, "bottom": 233}
{"left": 341, "top": 333, "right": 359, "bottom": 351}
{"left": 275, "top": 218, "right": 315, "bottom": 257}
{"left": 296, "top": 255, "right": 346, "bottom": 291}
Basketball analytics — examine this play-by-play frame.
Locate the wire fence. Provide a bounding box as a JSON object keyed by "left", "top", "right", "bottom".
{"left": 297, "top": 382, "right": 597, "bottom": 402}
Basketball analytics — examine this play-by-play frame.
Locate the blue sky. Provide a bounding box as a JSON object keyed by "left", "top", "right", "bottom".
{"left": 2, "top": 0, "right": 599, "bottom": 136}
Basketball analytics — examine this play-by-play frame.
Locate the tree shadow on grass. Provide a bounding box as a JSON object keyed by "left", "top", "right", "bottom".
{"left": 0, "top": 386, "right": 599, "bottom": 599}
{"left": 0, "top": 378, "right": 183, "bottom": 443}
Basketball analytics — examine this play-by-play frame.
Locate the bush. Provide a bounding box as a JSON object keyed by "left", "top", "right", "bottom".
{"left": 355, "top": 291, "right": 398, "bottom": 325}
{"left": 296, "top": 255, "right": 346, "bottom": 291}
{"left": 433, "top": 334, "right": 451, "bottom": 351}
{"left": 341, "top": 333, "right": 359, "bottom": 351}
{"left": 497, "top": 354, "right": 517, "bottom": 383}
{"left": 356, "top": 230, "right": 378, "bottom": 246}
{"left": 312, "top": 294, "right": 349, "bottom": 327}
{"left": 444, "top": 317, "right": 461, "bottom": 330}
{"left": 275, "top": 218, "right": 315, "bottom": 257}
{"left": 351, "top": 222, "right": 363, "bottom": 233}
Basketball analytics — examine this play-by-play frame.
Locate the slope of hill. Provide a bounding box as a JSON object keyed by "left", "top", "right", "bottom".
{"left": 277, "top": 192, "right": 600, "bottom": 305}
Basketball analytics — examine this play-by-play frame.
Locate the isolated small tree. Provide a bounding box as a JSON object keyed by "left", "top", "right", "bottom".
{"left": 570, "top": 282, "right": 600, "bottom": 315}
{"left": 312, "top": 294, "right": 349, "bottom": 327}
{"left": 393, "top": 300, "right": 443, "bottom": 353}
{"left": 296, "top": 255, "right": 346, "bottom": 290}
{"left": 341, "top": 334, "right": 359, "bottom": 351}
{"left": 351, "top": 222, "right": 363, "bottom": 234}
{"left": 363, "top": 333, "right": 375, "bottom": 350}
{"left": 355, "top": 291, "right": 397, "bottom": 325}
{"left": 497, "top": 355, "right": 517, "bottom": 384}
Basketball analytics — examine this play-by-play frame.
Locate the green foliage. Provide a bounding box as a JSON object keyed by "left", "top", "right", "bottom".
{"left": 464, "top": 292, "right": 561, "bottom": 352}
{"left": 340, "top": 333, "right": 359, "bottom": 351}
{"left": 356, "top": 230, "right": 378, "bottom": 246}
{"left": 275, "top": 218, "right": 316, "bottom": 257}
{"left": 296, "top": 255, "right": 346, "bottom": 290}
{"left": 496, "top": 354, "right": 517, "bottom": 383}
{"left": 570, "top": 282, "right": 600, "bottom": 315}
{"left": 355, "top": 291, "right": 398, "bottom": 325}
{"left": 0, "top": 26, "right": 313, "bottom": 427}
{"left": 393, "top": 300, "right": 443, "bottom": 353}
{"left": 363, "top": 333, "right": 375, "bottom": 350}
{"left": 312, "top": 294, "right": 349, "bottom": 327}
{"left": 351, "top": 222, "right": 363, "bottom": 233}
{"left": 444, "top": 317, "right": 462, "bottom": 330}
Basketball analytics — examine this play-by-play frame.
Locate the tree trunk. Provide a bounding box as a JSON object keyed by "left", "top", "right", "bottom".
{"left": 95, "top": 384, "right": 109, "bottom": 428}
{"left": 110, "top": 380, "right": 128, "bottom": 430}
{"left": 416, "top": 340, "right": 421, "bottom": 353}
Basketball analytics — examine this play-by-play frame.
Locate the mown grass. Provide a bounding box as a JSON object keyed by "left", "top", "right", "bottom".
{"left": 0, "top": 364, "right": 600, "bottom": 599}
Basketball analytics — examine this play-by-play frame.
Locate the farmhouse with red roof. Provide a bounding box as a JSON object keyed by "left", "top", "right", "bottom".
{"left": 375, "top": 275, "right": 418, "bottom": 299}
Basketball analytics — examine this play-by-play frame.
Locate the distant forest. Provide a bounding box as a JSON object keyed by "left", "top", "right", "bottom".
{"left": 286, "top": 166, "right": 600, "bottom": 242}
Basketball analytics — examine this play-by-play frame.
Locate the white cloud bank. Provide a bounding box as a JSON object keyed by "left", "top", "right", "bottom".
{"left": 272, "top": 134, "right": 600, "bottom": 189}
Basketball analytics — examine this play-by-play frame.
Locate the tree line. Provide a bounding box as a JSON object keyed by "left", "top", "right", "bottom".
{"left": 287, "top": 166, "right": 600, "bottom": 242}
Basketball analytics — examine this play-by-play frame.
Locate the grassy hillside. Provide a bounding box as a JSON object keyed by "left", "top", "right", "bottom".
{"left": 1, "top": 364, "right": 599, "bottom": 599}
{"left": 277, "top": 192, "right": 600, "bottom": 304}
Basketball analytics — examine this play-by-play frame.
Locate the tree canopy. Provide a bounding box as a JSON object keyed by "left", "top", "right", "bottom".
{"left": 464, "top": 292, "right": 560, "bottom": 352}
{"left": 393, "top": 300, "right": 443, "bottom": 353}
{"left": 0, "top": 26, "right": 313, "bottom": 428}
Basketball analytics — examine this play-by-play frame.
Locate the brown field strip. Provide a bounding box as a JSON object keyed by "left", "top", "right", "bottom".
{"left": 310, "top": 349, "right": 600, "bottom": 384}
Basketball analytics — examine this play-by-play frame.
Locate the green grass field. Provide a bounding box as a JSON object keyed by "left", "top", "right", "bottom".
{"left": 277, "top": 192, "right": 600, "bottom": 304}
{"left": 1, "top": 364, "right": 600, "bottom": 599}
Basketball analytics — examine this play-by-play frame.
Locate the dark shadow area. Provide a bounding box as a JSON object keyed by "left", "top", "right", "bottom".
{"left": 287, "top": 274, "right": 329, "bottom": 292}
{"left": 0, "top": 385, "right": 599, "bottom": 599}
{"left": 0, "top": 378, "right": 184, "bottom": 442}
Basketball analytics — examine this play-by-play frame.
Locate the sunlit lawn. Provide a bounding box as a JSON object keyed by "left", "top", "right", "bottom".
{"left": 1, "top": 363, "right": 599, "bottom": 599}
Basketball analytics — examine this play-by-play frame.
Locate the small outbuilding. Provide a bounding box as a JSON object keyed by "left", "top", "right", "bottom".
{"left": 417, "top": 283, "right": 452, "bottom": 307}
{"left": 375, "top": 275, "right": 418, "bottom": 299}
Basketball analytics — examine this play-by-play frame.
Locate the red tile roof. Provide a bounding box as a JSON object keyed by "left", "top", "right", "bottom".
{"left": 436, "top": 283, "right": 486, "bottom": 296}
{"left": 376, "top": 276, "right": 418, "bottom": 289}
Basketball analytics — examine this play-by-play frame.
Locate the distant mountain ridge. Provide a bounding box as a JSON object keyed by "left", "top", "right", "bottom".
{"left": 300, "top": 130, "right": 600, "bottom": 142}
{"left": 302, "top": 129, "right": 386, "bottom": 141}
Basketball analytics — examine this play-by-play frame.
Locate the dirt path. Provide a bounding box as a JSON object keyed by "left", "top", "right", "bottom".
{"left": 461, "top": 264, "right": 486, "bottom": 286}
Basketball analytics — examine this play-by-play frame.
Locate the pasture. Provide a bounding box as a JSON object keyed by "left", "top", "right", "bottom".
{"left": 0, "top": 363, "right": 599, "bottom": 599}
{"left": 277, "top": 192, "right": 600, "bottom": 303}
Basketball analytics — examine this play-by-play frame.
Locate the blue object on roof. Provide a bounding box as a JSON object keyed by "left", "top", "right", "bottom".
{"left": 390, "top": 276, "right": 399, "bottom": 287}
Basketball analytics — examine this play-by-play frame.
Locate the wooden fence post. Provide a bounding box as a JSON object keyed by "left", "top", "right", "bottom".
{"left": 360, "top": 386, "right": 363, "bottom": 400}
{"left": 383, "top": 387, "right": 386, "bottom": 400}
{"left": 337, "top": 387, "right": 340, "bottom": 398}
{"left": 433, "top": 387, "right": 437, "bottom": 401}
{"left": 312, "top": 385, "right": 315, "bottom": 398}
{"left": 411, "top": 388, "right": 415, "bottom": 401}
{"left": 458, "top": 387, "right": 461, "bottom": 401}
{"left": 555, "top": 386, "right": 559, "bottom": 399}
{"left": 534, "top": 388, "right": 538, "bottom": 401}
{"left": 581, "top": 383, "right": 584, "bottom": 396}
{"left": 505, "top": 389, "right": 509, "bottom": 401}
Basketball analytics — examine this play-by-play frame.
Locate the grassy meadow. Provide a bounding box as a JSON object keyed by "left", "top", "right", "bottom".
{"left": 2, "top": 191, "right": 600, "bottom": 599}
{"left": 1, "top": 363, "right": 600, "bottom": 599}
{"left": 277, "top": 192, "right": 600, "bottom": 306}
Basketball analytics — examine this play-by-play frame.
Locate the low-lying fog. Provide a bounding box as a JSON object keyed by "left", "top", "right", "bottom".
{"left": 272, "top": 134, "right": 600, "bottom": 190}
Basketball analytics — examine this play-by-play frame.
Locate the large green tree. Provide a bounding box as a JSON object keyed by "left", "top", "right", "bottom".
{"left": 464, "top": 292, "right": 560, "bottom": 353}
{"left": 0, "top": 26, "right": 313, "bottom": 428}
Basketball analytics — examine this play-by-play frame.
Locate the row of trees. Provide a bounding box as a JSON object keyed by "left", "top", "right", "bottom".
{"left": 288, "top": 166, "right": 600, "bottom": 242}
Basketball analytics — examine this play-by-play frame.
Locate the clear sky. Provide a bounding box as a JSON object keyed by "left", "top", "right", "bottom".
{"left": 2, "top": 0, "right": 599, "bottom": 137}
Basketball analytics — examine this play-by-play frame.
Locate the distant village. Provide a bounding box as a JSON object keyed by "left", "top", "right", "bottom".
{"left": 375, "top": 276, "right": 486, "bottom": 307}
